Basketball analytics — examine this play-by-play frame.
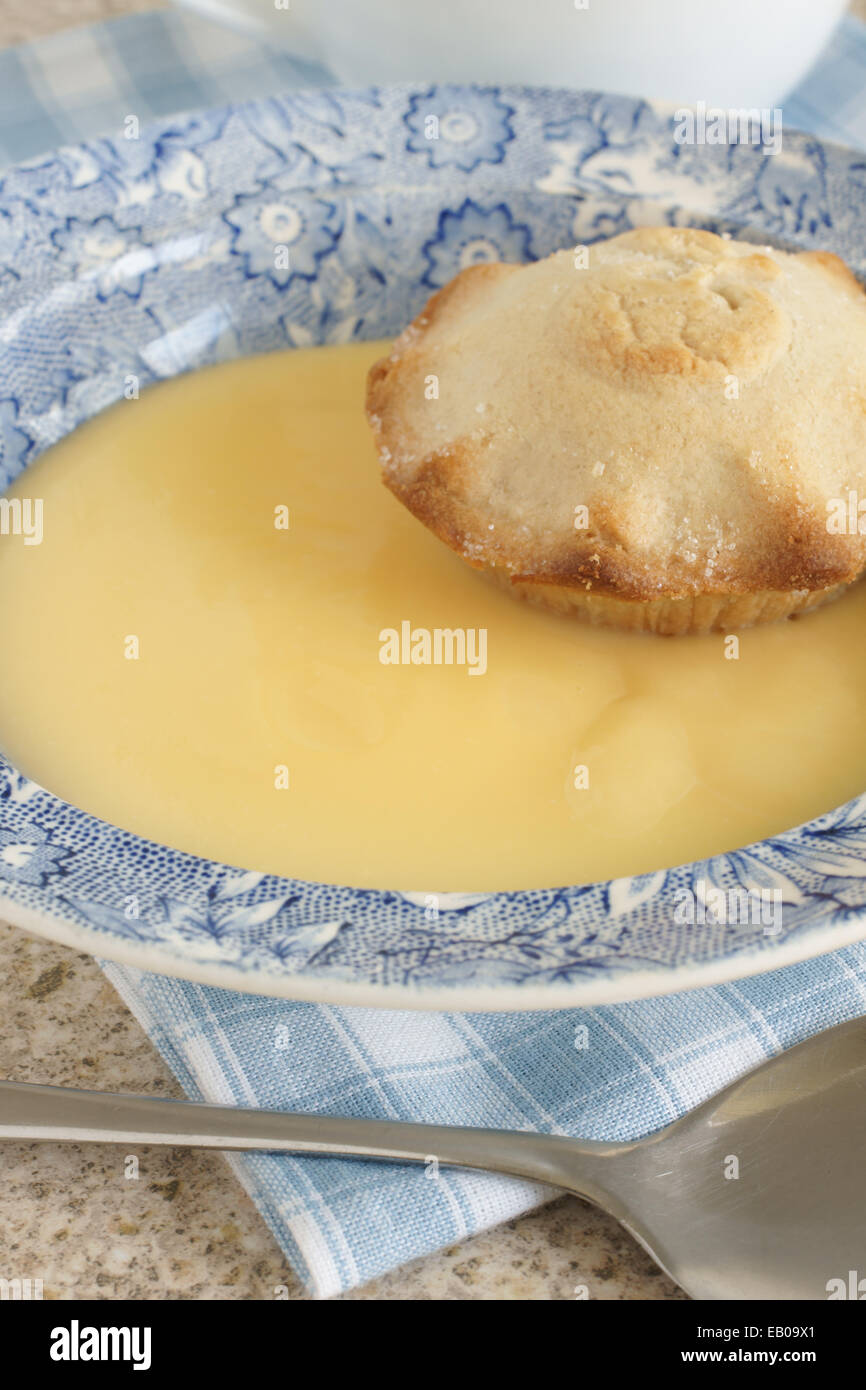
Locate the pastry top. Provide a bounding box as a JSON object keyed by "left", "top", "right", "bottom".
{"left": 366, "top": 227, "right": 866, "bottom": 602}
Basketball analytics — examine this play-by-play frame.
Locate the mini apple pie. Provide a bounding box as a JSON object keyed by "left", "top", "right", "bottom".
{"left": 366, "top": 226, "right": 866, "bottom": 634}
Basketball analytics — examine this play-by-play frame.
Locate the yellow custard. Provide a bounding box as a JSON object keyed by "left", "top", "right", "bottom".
{"left": 1, "top": 340, "right": 866, "bottom": 892}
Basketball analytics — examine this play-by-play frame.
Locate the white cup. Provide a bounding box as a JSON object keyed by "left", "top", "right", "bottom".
{"left": 177, "top": 0, "right": 848, "bottom": 108}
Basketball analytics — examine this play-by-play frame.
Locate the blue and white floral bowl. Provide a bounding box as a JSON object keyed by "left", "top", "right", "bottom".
{"left": 3, "top": 84, "right": 866, "bottom": 1010}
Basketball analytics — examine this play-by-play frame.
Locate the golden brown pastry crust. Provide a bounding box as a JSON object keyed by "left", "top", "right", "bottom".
{"left": 366, "top": 228, "right": 866, "bottom": 634}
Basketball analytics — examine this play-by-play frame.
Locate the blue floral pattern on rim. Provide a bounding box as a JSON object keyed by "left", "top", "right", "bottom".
{"left": 421, "top": 198, "right": 534, "bottom": 285}
{"left": 404, "top": 86, "right": 515, "bottom": 171}
{"left": 2, "top": 83, "right": 866, "bottom": 1008}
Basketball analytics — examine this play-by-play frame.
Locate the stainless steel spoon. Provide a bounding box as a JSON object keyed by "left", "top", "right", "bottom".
{"left": 3, "top": 1016, "right": 865, "bottom": 1300}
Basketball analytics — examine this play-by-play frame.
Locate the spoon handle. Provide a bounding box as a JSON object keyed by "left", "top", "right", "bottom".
{"left": 0, "top": 1079, "right": 617, "bottom": 1196}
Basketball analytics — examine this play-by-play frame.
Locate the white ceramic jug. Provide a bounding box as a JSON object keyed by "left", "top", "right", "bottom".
{"left": 177, "top": 0, "right": 848, "bottom": 108}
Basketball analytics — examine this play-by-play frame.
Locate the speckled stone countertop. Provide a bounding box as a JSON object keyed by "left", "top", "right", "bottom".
{"left": 7, "top": 0, "right": 860, "bottom": 1304}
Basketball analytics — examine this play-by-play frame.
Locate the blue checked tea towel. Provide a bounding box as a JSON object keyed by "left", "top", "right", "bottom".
{"left": 4, "top": 6, "right": 866, "bottom": 1298}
